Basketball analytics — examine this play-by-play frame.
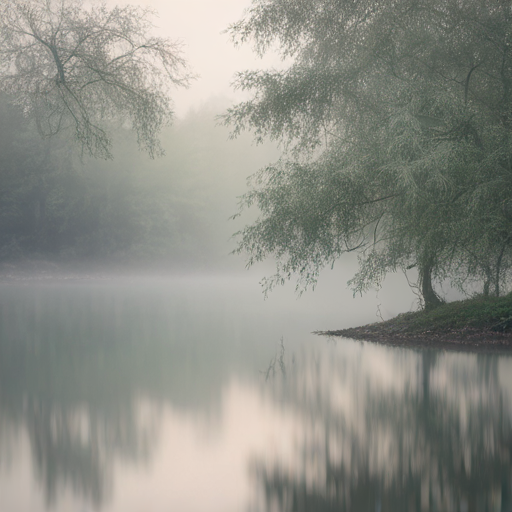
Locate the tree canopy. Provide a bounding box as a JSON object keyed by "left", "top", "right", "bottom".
{"left": 226, "top": 0, "right": 512, "bottom": 308}
{"left": 0, "top": 0, "right": 191, "bottom": 158}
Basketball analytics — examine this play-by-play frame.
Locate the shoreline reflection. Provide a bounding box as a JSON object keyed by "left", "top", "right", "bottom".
{"left": 251, "top": 342, "right": 512, "bottom": 512}
{"left": 0, "top": 282, "right": 510, "bottom": 511}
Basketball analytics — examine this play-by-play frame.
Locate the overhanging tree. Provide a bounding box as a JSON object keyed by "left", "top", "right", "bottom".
{"left": 226, "top": 0, "right": 512, "bottom": 309}
{"left": 0, "top": 0, "right": 191, "bottom": 159}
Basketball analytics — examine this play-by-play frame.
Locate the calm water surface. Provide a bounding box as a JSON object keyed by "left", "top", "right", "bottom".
{"left": 0, "top": 276, "right": 511, "bottom": 512}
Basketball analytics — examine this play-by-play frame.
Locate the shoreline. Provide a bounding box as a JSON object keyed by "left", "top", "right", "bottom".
{"left": 317, "top": 326, "right": 512, "bottom": 351}
{"left": 317, "top": 293, "right": 512, "bottom": 352}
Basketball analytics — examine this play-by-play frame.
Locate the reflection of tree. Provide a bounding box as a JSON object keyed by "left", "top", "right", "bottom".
{"left": 0, "top": 282, "right": 270, "bottom": 508}
{"left": 25, "top": 400, "right": 157, "bottom": 507}
{"left": 253, "top": 345, "right": 512, "bottom": 511}
{"left": 0, "top": 342, "right": 160, "bottom": 508}
{"left": 28, "top": 403, "right": 108, "bottom": 506}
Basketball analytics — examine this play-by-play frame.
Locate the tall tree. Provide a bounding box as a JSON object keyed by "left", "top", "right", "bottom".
{"left": 0, "top": 0, "right": 191, "bottom": 158}
{"left": 226, "top": 0, "right": 512, "bottom": 308}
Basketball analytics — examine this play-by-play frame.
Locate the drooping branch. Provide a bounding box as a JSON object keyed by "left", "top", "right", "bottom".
{"left": 0, "top": 0, "right": 192, "bottom": 158}
{"left": 464, "top": 63, "right": 480, "bottom": 106}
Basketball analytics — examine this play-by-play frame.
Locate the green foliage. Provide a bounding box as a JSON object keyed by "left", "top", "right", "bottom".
{"left": 0, "top": 0, "right": 191, "bottom": 158}
{"left": 226, "top": 0, "right": 512, "bottom": 307}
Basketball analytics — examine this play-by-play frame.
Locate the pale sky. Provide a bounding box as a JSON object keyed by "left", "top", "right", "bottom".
{"left": 115, "top": 0, "right": 279, "bottom": 117}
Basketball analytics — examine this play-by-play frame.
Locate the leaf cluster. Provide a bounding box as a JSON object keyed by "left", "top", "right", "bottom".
{"left": 0, "top": 0, "right": 192, "bottom": 158}
{"left": 227, "top": 0, "right": 512, "bottom": 302}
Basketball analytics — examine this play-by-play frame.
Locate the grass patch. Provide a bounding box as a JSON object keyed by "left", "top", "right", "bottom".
{"left": 389, "top": 293, "right": 512, "bottom": 333}
{"left": 320, "top": 293, "right": 512, "bottom": 349}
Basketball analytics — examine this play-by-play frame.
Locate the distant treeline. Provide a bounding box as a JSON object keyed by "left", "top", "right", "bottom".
{"left": 0, "top": 95, "right": 277, "bottom": 269}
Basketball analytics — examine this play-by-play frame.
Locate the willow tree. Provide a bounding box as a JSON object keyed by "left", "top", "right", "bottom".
{"left": 0, "top": 0, "right": 191, "bottom": 159}
{"left": 226, "top": 0, "right": 512, "bottom": 308}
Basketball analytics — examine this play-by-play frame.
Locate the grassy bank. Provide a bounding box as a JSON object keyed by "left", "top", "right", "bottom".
{"left": 319, "top": 293, "right": 512, "bottom": 350}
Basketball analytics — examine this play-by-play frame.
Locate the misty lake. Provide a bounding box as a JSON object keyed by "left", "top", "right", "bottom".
{"left": 0, "top": 276, "right": 511, "bottom": 512}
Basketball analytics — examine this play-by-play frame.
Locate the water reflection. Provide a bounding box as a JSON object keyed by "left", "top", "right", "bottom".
{"left": 0, "top": 280, "right": 510, "bottom": 511}
{"left": 252, "top": 342, "right": 512, "bottom": 512}
{"left": 0, "top": 279, "right": 277, "bottom": 510}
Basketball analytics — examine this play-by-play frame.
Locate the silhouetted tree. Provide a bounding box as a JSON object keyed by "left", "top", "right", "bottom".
{"left": 0, "top": 0, "right": 191, "bottom": 158}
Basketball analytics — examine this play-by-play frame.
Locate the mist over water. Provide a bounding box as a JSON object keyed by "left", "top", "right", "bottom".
{"left": 0, "top": 276, "right": 510, "bottom": 512}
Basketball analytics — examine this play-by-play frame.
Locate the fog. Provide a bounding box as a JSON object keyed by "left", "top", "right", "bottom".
{"left": 110, "top": 0, "right": 284, "bottom": 117}
{"left": 0, "top": 83, "right": 453, "bottom": 319}
{"left": 0, "top": 0, "right": 426, "bottom": 317}
{"left": 0, "top": 96, "right": 270, "bottom": 266}
{"left": 0, "top": 80, "right": 420, "bottom": 317}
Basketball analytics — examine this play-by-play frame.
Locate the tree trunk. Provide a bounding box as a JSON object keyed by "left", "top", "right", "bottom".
{"left": 419, "top": 253, "right": 443, "bottom": 310}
